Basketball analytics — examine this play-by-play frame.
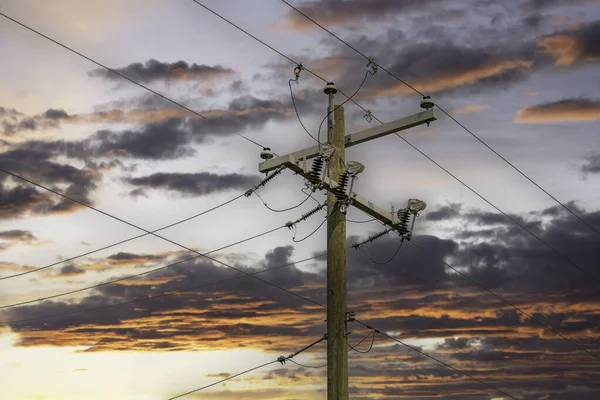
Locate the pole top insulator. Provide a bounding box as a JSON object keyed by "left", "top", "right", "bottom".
{"left": 324, "top": 82, "right": 337, "bottom": 95}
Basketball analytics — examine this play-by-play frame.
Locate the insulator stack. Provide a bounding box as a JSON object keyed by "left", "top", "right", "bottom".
{"left": 367, "top": 229, "right": 390, "bottom": 243}
{"left": 308, "top": 157, "right": 324, "bottom": 185}
{"left": 397, "top": 208, "right": 411, "bottom": 235}
{"left": 334, "top": 171, "right": 350, "bottom": 200}
{"left": 258, "top": 168, "right": 282, "bottom": 188}
{"left": 299, "top": 202, "right": 326, "bottom": 223}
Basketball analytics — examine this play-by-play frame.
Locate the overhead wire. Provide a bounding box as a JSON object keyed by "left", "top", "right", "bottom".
{"left": 253, "top": 187, "right": 314, "bottom": 213}
{"left": 0, "top": 193, "right": 245, "bottom": 280}
{"left": 363, "top": 239, "right": 405, "bottom": 265}
{"left": 354, "top": 319, "right": 520, "bottom": 400}
{"left": 292, "top": 202, "right": 338, "bottom": 243}
{"left": 167, "top": 334, "right": 326, "bottom": 399}
{"left": 1, "top": 250, "right": 330, "bottom": 325}
{"left": 347, "top": 330, "right": 376, "bottom": 354}
{"left": 0, "top": 12, "right": 266, "bottom": 151}
{"left": 167, "top": 360, "right": 278, "bottom": 400}
{"left": 288, "top": 78, "right": 319, "bottom": 143}
{"left": 407, "top": 239, "right": 600, "bottom": 361}
{"left": 201, "top": 0, "right": 600, "bottom": 283}
{"left": 278, "top": 0, "right": 600, "bottom": 242}
{"left": 0, "top": 225, "right": 286, "bottom": 310}
{"left": 288, "top": 358, "right": 326, "bottom": 369}
{"left": 0, "top": 168, "right": 327, "bottom": 310}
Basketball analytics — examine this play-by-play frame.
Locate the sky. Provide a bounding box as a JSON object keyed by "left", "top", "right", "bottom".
{"left": 1, "top": 0, "right": 600, "bottom": 399}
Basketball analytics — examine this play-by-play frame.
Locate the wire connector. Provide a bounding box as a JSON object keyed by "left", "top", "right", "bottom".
{"left": 366, "top": 56, "right": 378, "bottom": 75}
{"left": 293, "top": 63, "right": 304, "bottom": 83}
{"left": 363, "top": 110, "right": 373, "bottom": 123}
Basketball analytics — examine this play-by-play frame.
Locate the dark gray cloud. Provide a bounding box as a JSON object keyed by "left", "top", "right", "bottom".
{"left": 0, "top": 230, "right": 38, "bottom": 251}
{"left": 2, "top": 202, "right": 600, "bottom": 398}
{"left": 538, "top": 20, "right": 600, "bottom": 66}
{"left": 280, "top": 0, "right": 442, "bottom": 31}
{"left": 0, "top": 106, "right": 71, "bottom": 136}
{"left": 425, "top": 203, "right": 462, "bottom": 221}
{"left": 125, "top": 171, "right": 259, "bottom": 197}
{"left": 89, "top": 59, "right": 234, "bottom": 83}
{"left": 581, "top": 154, "right": 600, "bottom": 174}
{"left": 515, "top": 97, "right": 600, "bottom": 122}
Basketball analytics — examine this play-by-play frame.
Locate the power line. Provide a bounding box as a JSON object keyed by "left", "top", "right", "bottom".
{"left": 167, "top": 360, "right": 278, "bottom": 400}
{"left": 188, "top": 0, "right": 372, "bottom": 117}
{"left": 0, "top": 225, "right": 285, "bottom": 310}
{"left": 292, "top": 202, "right": 337, "bottom": 243}
{"left": 363, "top": 239, "right": 404, "bottom": 265}
{"left": 347, "top": 331, "right": 376, "bottom": 354}
{"left": 391, "top": 134, "right": 600, "bottom": 284}
{"left": 278, "top": 0, "right": 600, "bottom": 241}
{"left": 0, "top": 167, "right": 326, "bottom": 310}
{"left": 0, "top": 12, "right": 265, "bottom": 150}
{"left": 187, "top": 0, "right": 597, "bottom": 283}
{"left": 253, "top": 187, "right": 313, "bottom": 213}
{"left": 167, "top": 334, "right": 326, "bottom": 399}
{"left": 0, "top": 193, "right": 245, "bottom": 280}
{"left": 289, "top": 78, "right": 319, "bottom": 142}
{"left": 1, "top": 251, "right": 329, "bottom": 326}
{"left": 407, "top": 239, "right": 600, "bottom": 361}
{"left": 354, "top": 319, "right": 520, "bottom": 400}
{"left": 288, "top": 358, "right": 326, "bottom": 369}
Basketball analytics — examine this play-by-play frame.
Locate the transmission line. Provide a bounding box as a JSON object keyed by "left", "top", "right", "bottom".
{"left": 279, "top": 0, "right": 600, "bottom": 241}
{"left": 0, "top": 193, "right": 244, "bottom": 280}
{"left": 0, "top": 12, "right": 267, "bottom": 151}
{"left": 354, "top": 319, "right": 520, "bottom": 400}
{"left": 407, "top": 239, "right": 600, "bottom": 361}
{"left": 167, "top": 334, "right": 326, "bottom": 399}
{"left": 1, "top": 251, "right": 329, "bottom": 326}
{"left": 188, "top": 0, "right": 598, "bottom": 283}
{"left": 0, "top": 168, "right": 327, "bottom": 310}
{"left": 0, "top": 225, "right": 285, "bottom": 310}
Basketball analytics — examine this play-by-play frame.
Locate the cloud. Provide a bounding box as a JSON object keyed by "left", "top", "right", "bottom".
{"left": 0, "top": 230, "right": 39, "bottom": 251}
{"left": 514, "top": 98, "right": 600, "bottom": 123}
{"left": 2, "top": 203, "right": 600, "bottom": 398}
{"left": 581, "top": 154, "right": 600, "bottom": 174}
{"left": 538, "top": 21, "right": 600, "bottom": 66}
{"left": 274, "top": 0, "right": 441, "bottom": 32}
{"left": 88, "top": 59, "right": 235, "bottom": 83}
{"left": 124, "top": 172, "right": 259, "bottom": 197}
{"left": 452, "top": 104, "right": 490, "bottom": 115}
{"left": 0, "top": 106, "right": 70, "bottom": 136}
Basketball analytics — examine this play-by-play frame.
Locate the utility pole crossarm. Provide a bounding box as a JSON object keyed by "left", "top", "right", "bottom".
{"left": 280, "top": 155, "right": 400, "bottom": 230}
{"left": 259, "top": 109, "right": 437, "bottom": 173}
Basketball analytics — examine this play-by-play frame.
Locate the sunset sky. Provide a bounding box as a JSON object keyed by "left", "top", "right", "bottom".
{"left": 1, "top": 0, "right": 600, "bottom": 399}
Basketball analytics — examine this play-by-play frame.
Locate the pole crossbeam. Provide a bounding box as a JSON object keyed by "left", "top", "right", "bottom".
{"left": 258, "top": 109, "right": 437, "bottom": 173}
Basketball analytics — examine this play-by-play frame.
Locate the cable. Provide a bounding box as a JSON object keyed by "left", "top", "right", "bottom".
{"left": 0, "top": 13, "right": 266, "bottom": 151}
{"left": 347, "top": 331, "right": 376, "bottom": 354}
{"left": 192, "top": 0, "right": 598, "bottom": 283}
{"left": 288, "top": 358, "right": 326, "bottom": 369}
{"left": 0, "top": 225, "right": 285, "bottom": 310}
{"left": 392, "top": 133, "right": 600, "bottom": 284}
{"left": 279, "top": 0, "right": 600, "bottom": 241}
{"left": 188, "top": 0, "right": 373, "bottom": 119}
{"left": 1, "top": 250, "right": 329, "bottom": 325}
{"left": 254, "top": 188, "right": 313, "bottom": 213}
{"left": 354, "top": 319, "right": 520, "bottom": 400}
{"left": 168, "top": 334, "right": 326, "bottom": 399}
{"left": 408, "top": 240, "right": 600, "bottom": 361}
{"left": 347, "top": 217, "right": 376, "bottom": 224}
{"left": 292, "top": 202, "right": 338, "bottom": 243}
{"left": 0, "top": 168, "right": 327, "bottom": 310}
{"left": 363, "top": 239, "right": 404, "bottom": 265}
{"left": 288, "top": 78, "right": 319, "bottom": 143}
{"left": 0, "top": 193, "right": 245, "bottom": 280}
{"left": 317, "top": 69, "right": 372, "bottom": 148}
{"left": 167, "top": 360, "right": 278, "bottom": 400}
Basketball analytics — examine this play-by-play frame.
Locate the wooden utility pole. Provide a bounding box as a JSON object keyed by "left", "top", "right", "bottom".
{"left": 326, "top": 100, "right": 348, "bottom": 400}
{"left": 258, "top": 79, "right": 436, "bottom": 400}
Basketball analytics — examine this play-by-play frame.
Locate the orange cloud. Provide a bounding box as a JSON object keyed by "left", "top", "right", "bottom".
{"left": 373, "top": 59, "right": 533, "bottom": 97}
{"left": 515, "top": 98, "right": 600, "bottom": 123}
{"left": 452, "top": 104, "right": 490, "bottom": 115}
{"left": 538, "top": 34, "right": 584, "bottom": 66}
